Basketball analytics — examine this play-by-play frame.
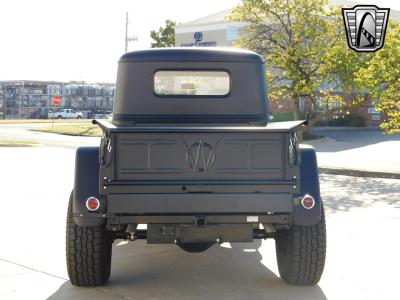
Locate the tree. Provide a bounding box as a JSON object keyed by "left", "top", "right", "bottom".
{"left": 230, "top": 0, "right": 370, "bottom": 125}
{"left": 150, "top": 19, "right": 176, "bottom": 48}
{"left": 357, "top": 21, "right": 400, "bottom": 134}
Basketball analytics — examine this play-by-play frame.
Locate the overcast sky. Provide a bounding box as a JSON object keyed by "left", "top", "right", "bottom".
{"left": 0, "top": 0, "right": 398, "bottom": 83}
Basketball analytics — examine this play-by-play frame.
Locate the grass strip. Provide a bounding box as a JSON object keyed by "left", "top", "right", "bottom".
{"left": 34, "top": 124, "right": 102, "bottom": 137}
{"left": 0, "top": 119, "right": 94, "bottom": 124}
{"left": 0, "top": 140, "right": 40, "bottom": 147}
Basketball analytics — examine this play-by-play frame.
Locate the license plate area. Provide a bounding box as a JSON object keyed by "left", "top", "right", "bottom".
{"left": 147, "top": 224, "right": 253, "bottom": 244}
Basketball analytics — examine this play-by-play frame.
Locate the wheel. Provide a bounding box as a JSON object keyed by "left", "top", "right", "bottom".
{"left": 57, "top": 115, "right": 62, "bottom": 119}
{"left": 275, "top": 205, "right": 326, "bottom": 286}
{"left": 177, "top": 242, "right": 215, "bottom": 253}
{"left": 77, "top": 115, "right": 82, "bottom": 119}
{"left": 66, "top": 192, "right": 112, "bottom": 286}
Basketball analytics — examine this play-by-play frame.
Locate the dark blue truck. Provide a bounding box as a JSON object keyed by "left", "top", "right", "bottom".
{"left": 66, "top": 48, "right": 326, "bottom": 287}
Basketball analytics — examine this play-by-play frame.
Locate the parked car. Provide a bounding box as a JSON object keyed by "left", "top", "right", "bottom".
{"left": 94, "top": 112, "right": 112, "bottom": 119}
{"left": 48, "top": 108, "right": 83, "bottom": 119}
{"left": 66, "top": 48, "right": 326, "bottom": 287}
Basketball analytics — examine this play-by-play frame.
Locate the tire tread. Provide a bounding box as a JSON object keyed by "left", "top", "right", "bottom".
{"left": 66, "top": 193, "right": 112, "bottom": 286}
{"left": 276, "top": 206, "right": 326, "bottom": 285}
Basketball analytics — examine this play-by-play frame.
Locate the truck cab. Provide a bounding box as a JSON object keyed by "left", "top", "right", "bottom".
{"left": 66, "top": 48, "right": 326, "bottom": 287}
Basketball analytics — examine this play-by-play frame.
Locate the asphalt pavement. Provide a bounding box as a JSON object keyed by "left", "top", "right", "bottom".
{"left": 0, "top": 125, "right": 399, "bottom": 299}
{"left": 0, "top": 123, "right": 99, "bottom": 149}
{"left": 306, "top": 127, "right": 400, "bottom": 174}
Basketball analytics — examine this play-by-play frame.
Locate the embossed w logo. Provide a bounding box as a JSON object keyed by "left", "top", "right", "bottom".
{"left": 183, "top": 139, "right": 217, "bottom": 173}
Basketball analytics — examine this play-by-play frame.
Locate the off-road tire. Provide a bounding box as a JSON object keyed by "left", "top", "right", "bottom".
{"left": 275, "top": 205, "right": 326, "bottom": 286}
{"left": 177, "top": 242, "right": 215, "bottom": 253}
{"left": 66, "top": 193, "right": 112, "bottom": 286}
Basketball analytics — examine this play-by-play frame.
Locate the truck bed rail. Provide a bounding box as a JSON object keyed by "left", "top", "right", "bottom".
{"left": 92, "top": 119, "right": 307, "bottom": 134}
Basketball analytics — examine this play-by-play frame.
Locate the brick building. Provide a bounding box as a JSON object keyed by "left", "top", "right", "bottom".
{"left": 269, "top": 94, "right": 381, "bottom": 126}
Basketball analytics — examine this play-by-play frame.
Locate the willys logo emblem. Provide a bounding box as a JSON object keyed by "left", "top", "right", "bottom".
{"left": 342, "top": 5, "right": 390, "bottom": 52}
{"left": 184, "top": 139, "right": 217, "bottom": 173}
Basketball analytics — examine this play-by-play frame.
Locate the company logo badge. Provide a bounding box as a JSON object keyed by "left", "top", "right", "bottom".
{"left": 342, "top": 5, "right": 390, "bottom": 52}
{"left": 194, "top": 32, "right": 203, "bottom": 42}
{"left": 184, "top": 139, "right": 216, "bottom": 173}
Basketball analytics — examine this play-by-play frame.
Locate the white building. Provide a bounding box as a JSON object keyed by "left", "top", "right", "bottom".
{"left": 174, "top": 9, "right": 242, "bottom": 47}
{"left": 175, "top": 1, "right": 400, "bottom": 48}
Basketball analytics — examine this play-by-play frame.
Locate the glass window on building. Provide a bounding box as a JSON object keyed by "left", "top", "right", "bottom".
{"left": 368, "top": 106, "right": 380, "bottom": 114}
{"left": 226, "top": 25, "right": 238, "bottom": 41}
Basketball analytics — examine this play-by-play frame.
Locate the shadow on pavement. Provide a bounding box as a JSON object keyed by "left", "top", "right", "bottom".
{"left": 321, "top": 174, "right": 400, "bottom": 213}
{"left": 48, "top": 240, "right": 327, "bottom": 300}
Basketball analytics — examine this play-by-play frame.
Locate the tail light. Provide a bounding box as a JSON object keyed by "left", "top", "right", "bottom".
{"left": 86, "top": 197, "right": 100, "bottom": 211}
{"left": 301, "top": 194, "right": 315, "bottom": 209}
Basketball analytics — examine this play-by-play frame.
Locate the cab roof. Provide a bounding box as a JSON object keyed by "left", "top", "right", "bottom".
{"left": 119, "top": 47, "right": 264, "bottom": 63}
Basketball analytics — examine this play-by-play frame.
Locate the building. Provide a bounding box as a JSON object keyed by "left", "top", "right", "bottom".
{"left": 0, "top": 80, "right": 115, "bottom": 119}
{"left": 174, "top": 2, "right": 400, "bottom": 126}
{"left": 175, "top": 1, "right": 400, "bottom": 48}
{"left": 175, "top": 9, "right": 240, "bottom": 48}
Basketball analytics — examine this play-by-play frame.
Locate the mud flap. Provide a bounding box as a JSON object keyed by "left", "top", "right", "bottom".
{"left": 292, "top": 145, "right": 322, "bottom": 226}
{"left": 73, "top": 147, "right": 106, "bottom": 227}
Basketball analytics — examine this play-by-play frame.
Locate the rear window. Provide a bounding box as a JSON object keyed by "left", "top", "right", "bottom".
{"left": 154, "top": 70, "right": 230, "bottom": 96}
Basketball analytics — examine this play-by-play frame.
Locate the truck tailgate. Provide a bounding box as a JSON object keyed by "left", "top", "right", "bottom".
{"left": 112, "top": 132, "right": 289, "bottom": 182}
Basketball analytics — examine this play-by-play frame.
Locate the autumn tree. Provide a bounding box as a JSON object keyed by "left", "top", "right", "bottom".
{"left": 357, "top": 21, "right": 400, "bottom": 134}
{"left": 230, "top": 0, "right": 370, "bottom": 124}
{"left": 150, "top": 19, "right": 176, "bottom": 48}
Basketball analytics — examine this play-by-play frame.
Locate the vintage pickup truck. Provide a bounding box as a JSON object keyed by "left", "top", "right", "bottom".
{"left": 66, "top": 48, "right": 326, "bottom": 287}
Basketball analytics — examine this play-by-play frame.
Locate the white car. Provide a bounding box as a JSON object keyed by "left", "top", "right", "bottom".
{"left": 48, "top": 109, "right": 83, "bottom": 119}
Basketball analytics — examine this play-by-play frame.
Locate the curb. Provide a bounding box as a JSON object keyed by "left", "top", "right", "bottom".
{"left": 303, "top": 137, "right": 335, "bottom": 144}
{"left": 319, "top": 167, "right": 400, "bottom": 180}
{"left": 313, "top": 126, "right": 380, "bottom": 131}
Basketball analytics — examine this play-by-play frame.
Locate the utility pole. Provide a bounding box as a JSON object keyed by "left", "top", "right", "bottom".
{"left": 125, "top": 12, "right": 138, "bottom": 52}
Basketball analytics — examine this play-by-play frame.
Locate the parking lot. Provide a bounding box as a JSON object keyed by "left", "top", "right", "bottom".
{"left": 0, "top": 138, "right": 399, "bottom": 299}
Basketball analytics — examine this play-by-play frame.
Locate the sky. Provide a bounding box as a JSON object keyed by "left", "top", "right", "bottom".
{"left": 0, "top": 0, "right": 399, "bottom": 83}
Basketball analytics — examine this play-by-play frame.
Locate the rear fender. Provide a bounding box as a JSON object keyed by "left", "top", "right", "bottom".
{"left": 292, "top": 145, "right": 322, "bottom": 226}
{"left": 72, "top": 147, "right": 106, "bottom": 227}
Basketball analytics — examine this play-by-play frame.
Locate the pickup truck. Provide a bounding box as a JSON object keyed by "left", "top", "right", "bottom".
{"left": 66, "top": 48, "right": 326, "bottom": 287}
{"left": 48, "top": 108, "right": 83, "bottom": 119}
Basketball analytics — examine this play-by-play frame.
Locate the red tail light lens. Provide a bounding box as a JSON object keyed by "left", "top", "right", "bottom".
{"left": 301, "top": 194, "right": 315, "bottom": 209}
{"left": 86, "top": 197, "right": 100, "bottom": 211}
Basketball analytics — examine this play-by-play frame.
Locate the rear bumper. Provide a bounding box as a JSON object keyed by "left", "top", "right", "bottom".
{"left": 107, "top": 193, "right": 293, "bottom": 214}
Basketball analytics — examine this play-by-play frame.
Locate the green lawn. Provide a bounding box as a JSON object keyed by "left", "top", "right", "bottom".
{"left": 34, "top": 124, "right": 102, "bottom": 137}
{"left": 0, "top": 119, "right": 92, "bottom": 124}
{"left": 271, "top": 112, "right": 295, "bottom": 122}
